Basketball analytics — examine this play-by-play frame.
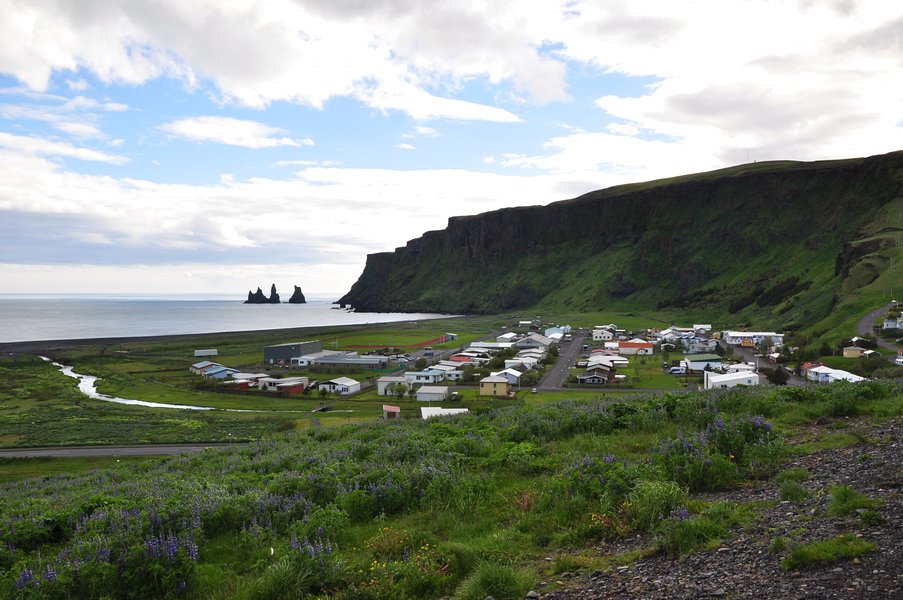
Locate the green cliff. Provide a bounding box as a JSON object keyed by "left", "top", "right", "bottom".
{"left": 340, "top": 151, "right": 903, "bottom": 331}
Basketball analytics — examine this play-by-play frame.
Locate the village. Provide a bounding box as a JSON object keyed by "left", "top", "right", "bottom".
{"left": 185, "top": 314, "right": 890, "bottom": 421}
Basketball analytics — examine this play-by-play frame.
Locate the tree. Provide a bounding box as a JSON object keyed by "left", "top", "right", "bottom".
{"left": 407, "top": 386, "right": 417, "bottom": 399}
{"left": 319, "top": 386, "right": 330, "bottom": 398}
{"left": 414, "top": 357, "right": 427, "bottom": 370}
{"left": 394, "top": 383, "right": 408, "bottom": 399}
{"left": 764, "top": 366, "right": 789, "bottom": 385}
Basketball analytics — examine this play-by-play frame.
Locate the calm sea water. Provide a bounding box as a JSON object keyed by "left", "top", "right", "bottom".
{"left": 0, "top": 295, "right": 451, "bottom": 343}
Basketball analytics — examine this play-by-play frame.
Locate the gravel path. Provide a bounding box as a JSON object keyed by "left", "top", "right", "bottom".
{"left": 537, "top": 417, "right": 903, "bottom": 599}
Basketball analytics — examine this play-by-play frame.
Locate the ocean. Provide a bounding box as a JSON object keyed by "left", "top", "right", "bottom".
{"left": 0, "top": 295, "right": 451, "bottom": 343}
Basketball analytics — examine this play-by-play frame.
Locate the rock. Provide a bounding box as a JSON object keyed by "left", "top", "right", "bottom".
{"left": 288, "top": 285, "right": 307, "bottom": 304}
{"left": 244, "top": 284, "right": 281, "bottom": 304}
{"left": 526, "top": 591, "right": 540, "bottom": 599}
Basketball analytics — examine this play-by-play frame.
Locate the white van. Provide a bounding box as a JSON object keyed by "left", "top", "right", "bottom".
{"left": 894, "top": 356, "right": 903, "bottom": 366}
{"left": 668, "top": 366, "right": 687, "bottom": 375}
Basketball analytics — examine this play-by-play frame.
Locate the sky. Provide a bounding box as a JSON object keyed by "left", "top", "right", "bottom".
{"left": 1, "top": 0, "right": 902, "bottom": 298}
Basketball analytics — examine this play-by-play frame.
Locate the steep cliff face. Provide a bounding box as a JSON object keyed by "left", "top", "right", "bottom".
{"left": 340, "top": 151, "right": 903, "bottom": 326}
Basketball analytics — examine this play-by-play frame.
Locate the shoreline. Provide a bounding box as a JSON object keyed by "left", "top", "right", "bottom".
{"left": 0, "top": 315, "right": 464, "bottom": 356}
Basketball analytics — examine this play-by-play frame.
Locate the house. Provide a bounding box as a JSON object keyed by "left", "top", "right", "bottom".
{"left": 318, "top": 377, "right": 361, "bottom": 395}
{"left": 496, "top": 332, "right": 519, "bottom": 343}
{"left": 421, "top": 407, "right": 469, "bottom": 419}
{"left": 721, "top": 331, "right": 784, "bottom": 348}
{"left": 514, "top": 333, "right": 553, "bottom": 350}
{"left": 202, "top": 365, "right": 239, "bottom": 379}
{"left": 882, "top": 317, "right": 899, "bottom": 330}
{"left": 592, "top": 328, "right": 615, "bottom": 342}
{"left": 704, "top": 371, "right": 761, "bottom": 390}
{"left": 806, "top": 365, "right": 834, "bottom": 383}
{"left": 827, "top": 370, "right": 866, "bottom": 383}
{"left": 587, "top": 354, "right": 628, "bottom": 369}
{"left": 479, "top": 376, "right": 511, "bottom": 397}
{"left": 416, "top": 386, "right": 450, "bottom": 402}
{"left": 490, "top": 368, "right": 522, "bottom": 385}
{"left": 842, "top": 346, "right": 865, "bottom": 359}
{"left": 231, "top": 372, "right": 269, "bottom": 382}
{"left": 377, "top": 376, "right": 411, "bottom": 396}
{"left": 405, "top": 370, "right": 446, "bottom": 384}
{"left": 190, "top": 360, "right": 219, "bottom": 374}
{"left": 505, "top": 358, "right": 537, "bottom": 370}
{"left": 383, "top": 405, "right": 401, "bottom": 420}
{"left": 800, "top": 361, "right": 827, "bottom": 379}
{"left": 725, "top": 362, "right": 757, "bottom": 373}
{"left": 430, "top": 364, "right": 464, "bottom": 381}
{"left": 263, "top": 340, "right": 323, "bottom": 365}
{"left": 577, "top": 372, "right": 609, "bottom": 385}
{"left": 693, "top": 324, "right": 713, "bottom": 333}
{"left": 274, "top": 379, "right": 307, "bottom": 395}
{"left": 619, "top": 339, "right": 654, "bottom": 355}
{"left": 258, "top": 376, "right": 309, "bottom": 392}
{"left": 684, "top": 353, "right": 722, "bottom": 372}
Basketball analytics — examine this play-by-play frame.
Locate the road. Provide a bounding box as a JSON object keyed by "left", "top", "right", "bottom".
{"left": 857, "top": 302, "right": 898, "bottom": 354}
{"left": 0, "top": 443, "right": 240, "bottom": 458}
{"left": 538, "top": 330, "right": 587, "bottom": 390}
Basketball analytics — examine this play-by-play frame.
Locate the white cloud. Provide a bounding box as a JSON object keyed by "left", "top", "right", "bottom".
{"left": 396, "top": 143, "right": 415, "bottom": 150}
{"left": 0, "top": 0, "right": 561, "bottom": 121}
{"left": 159, "top": 116, "right": 305, "bottom": 148}
{"left": 0, "top": 132, "right": 128, "bottom": 164}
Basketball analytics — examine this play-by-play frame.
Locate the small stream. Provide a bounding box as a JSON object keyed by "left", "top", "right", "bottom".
{"left": 41, "top": 357, "right": 280, "bottom": 412}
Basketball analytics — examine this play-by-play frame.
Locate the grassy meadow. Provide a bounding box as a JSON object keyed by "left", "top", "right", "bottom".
{"left": 0, "top": 381, "right": 900, "bottom": 598}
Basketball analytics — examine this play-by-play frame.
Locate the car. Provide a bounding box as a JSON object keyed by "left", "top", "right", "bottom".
{"left": 531, "top": 388, "right": 537, "bottom": 393}
{"left": 668, "top": 366, "right": 687, "bottom": 375}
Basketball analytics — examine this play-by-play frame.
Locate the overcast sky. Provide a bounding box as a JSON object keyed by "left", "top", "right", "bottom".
{"left": 2, "top": 0, "right": 902, "bottom": 297}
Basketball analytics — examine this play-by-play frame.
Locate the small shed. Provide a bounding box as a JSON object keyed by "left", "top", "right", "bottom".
{"left": 382, "top": 404, "right": 401, "bottom": 420}
{"left": 416, "top": 386, "right": 450, "bottom": 402}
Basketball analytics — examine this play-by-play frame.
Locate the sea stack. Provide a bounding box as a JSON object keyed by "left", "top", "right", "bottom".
{"left": 288, "top": 285, "right": 307, "bottom": 304}
{"left": 244, "top": 284, "right": 281, "bottom": 304}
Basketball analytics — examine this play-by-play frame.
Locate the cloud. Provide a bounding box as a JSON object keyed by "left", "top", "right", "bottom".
{"left": 159, "top": 116, "right": 306, "bottom": 148}
{"left": 396, "top": 143, "right": 415, "bottom": 150}
{"left": 0, "top": 0, "right": 563, "bottom": 121}
{"left": 0, "top": 132, "right": 128, "bottom": 164}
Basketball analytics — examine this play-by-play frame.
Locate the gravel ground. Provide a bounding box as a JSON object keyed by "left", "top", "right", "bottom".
{"left": 536, "top": 417, "right": 903, "bottom": 599}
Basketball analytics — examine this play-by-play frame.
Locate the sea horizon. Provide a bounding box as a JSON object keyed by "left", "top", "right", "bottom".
{"left": 0, "top": 296, "right": 452, "bottom": 344}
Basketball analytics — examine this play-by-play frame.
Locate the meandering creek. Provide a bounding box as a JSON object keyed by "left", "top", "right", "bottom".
{"left": 41, "top": 357, "right": 290, "bottom": 413}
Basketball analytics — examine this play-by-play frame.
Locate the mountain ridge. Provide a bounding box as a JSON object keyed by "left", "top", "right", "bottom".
{"left": 340, "top": 151, "right": 903, "bottom": 332}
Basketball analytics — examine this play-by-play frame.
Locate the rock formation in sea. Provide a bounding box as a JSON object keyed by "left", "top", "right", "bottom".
{"left": 244, "top": 284, "right": 281, "bottom": 304}
{"left": 288, "top": 285, "right": 307, "bottom": 304}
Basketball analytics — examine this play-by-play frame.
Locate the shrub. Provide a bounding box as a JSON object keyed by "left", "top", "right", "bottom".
{"left": 626, "top": 480, "right": 689, "bottom": 531}
{"left": 779, "top": 481, "right": 809, "bottom": 502}
{"left": 454, "top": 562, "right": 532, "bottom": 600}
{"left": 770, "top": 536, "right": 788, "bottom": 553}
{"left": 656, "top": 501, "right": 744, "bottom": 556}
{"left": 827, "top": 485, "right": 879, "bottom": 517}
{"left": 773, "top": 468, "right": 810, "bottom": 484}
{"left": 781, "top": 535, "right": 876, "bottom": 571}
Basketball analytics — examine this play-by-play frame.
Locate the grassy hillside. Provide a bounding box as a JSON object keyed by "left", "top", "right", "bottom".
{"left": 340, "top": 151, "right": 903, "bottom": 341}
{"left": 1, "top": 383, "right": 900, "bottom": 598}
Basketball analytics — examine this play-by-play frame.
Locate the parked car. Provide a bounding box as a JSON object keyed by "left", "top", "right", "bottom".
{"left": 668, "top": 366, "right": 687, "bottom": 375}
{"left": 531, "top": 388, "right": 537, "bottom": 393}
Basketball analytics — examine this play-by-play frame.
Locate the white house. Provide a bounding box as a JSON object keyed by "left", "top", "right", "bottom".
{"left": 416, "top": 386, "right": 450, "bottom": 402}
{"left": 514, "top": 333, "right": 553, "bottom": 349}
{"left": 704, "top": 371, "right": 760, "bottom": 390}
{"left": 404, "top": 370, "right": 446, "bottom": 384}
{"left": 619, "top": 338, "right": 654, "bottom": 355}
{"left": 592, "top": 328, "right": 615, "bottom": 342}
{"left": 377, "top": 376, "right": 411, "bottom": 396}
{"left": 684, "top": 354, "right": 723, "bottom": 372}
{"left": 587, "top": 354, "right": 629, "bottom": 369}
{"left": 318, "top": 377, "right": 361, "bottom": 395}
{"left": 496, "top": 332, "right": 519, "bottom": 343}
{"left": 722, "top": 331, "right": 784, "bottom": 348}
{"left": 490, "top": 368, "right": 523, "bottom": 385}
{"left": 725, "top": 362, "right": 757, "bottom": 373}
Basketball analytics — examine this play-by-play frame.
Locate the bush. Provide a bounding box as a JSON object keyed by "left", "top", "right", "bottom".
{"left": 454, "top": 562, "right": 532, "bottom": 600}
{"left": 626, "top": 480, "right": 689, "bottom": 531}
{"left": 781, "top": 534, "right": 876, "bottom": 571}
{"left": 779, "top": 481, "right": 809, "bottom": 502}
{"left": 827, "top": 485, "right": 879, "bottom": 517}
